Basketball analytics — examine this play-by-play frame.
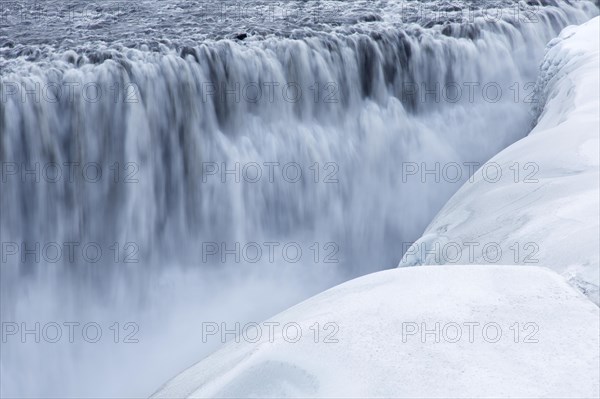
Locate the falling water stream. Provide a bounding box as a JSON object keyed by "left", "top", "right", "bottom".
{"left": 1, "top": 0, "right": 598, "bottom": 397}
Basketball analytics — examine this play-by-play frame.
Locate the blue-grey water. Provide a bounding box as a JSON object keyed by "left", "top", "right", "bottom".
{"left": 1, "top": 0, "right": 598, "bottom": 397}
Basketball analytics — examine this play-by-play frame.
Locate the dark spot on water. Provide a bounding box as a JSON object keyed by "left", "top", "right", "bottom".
{"left": 87, "top": 52, "right": 113, "bottom": 64}
{"left": 423, "top": 20, "right": 445, "bottom": 29}
{"left": 358, "top": 14, "right": 383, "bottom": 23}
{"left": 357, "top": 37, "right": 377, "bottom": 98}
{"left": 441, "top": 5, "right": 463, "bottom": 12}
{"left": 180, "top": 46, "right": 199, "bottom": 62}
{"left": 442, "top": 24, "right": 453, "bottom": 37}
{"left": 370, "top": 32, "right": 382, "bottom": 41}
{"left": 462, "top": 24, "right": 480, "bottom": 40}
{"left": 17, "top": 47, "right": 33, "bottom": 57}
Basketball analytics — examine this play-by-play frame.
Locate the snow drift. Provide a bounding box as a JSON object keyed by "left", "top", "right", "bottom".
{"left": 400, "top": 17, "right": 600, "bottom": 305}
{"left": 151, "top": 266, "right": 600, "bottom": 398}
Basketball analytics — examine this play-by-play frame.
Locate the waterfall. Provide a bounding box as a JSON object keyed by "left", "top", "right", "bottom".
{"left": 1, "top": 0, "right": 597, "bottom": 396}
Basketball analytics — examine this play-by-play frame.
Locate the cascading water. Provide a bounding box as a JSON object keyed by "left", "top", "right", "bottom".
{"left": 1, "top": 0, "right": 598, "bottom": 397}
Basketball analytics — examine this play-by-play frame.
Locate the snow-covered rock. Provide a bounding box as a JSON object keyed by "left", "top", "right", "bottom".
{"left": 399, "top": 17, "right": 600, "bottom": 305}
{"left": 151, "top": 266, "right": 600, "bottom": 398}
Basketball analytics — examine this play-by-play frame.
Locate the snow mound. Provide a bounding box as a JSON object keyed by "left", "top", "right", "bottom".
{"left": 151, "top": 266, "right": 599, "bottom": 398}
{"left": 399, "top": 17, "right": 600, "bottom": 304}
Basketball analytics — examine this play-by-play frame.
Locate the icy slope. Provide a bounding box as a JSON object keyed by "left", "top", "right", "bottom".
{"left": 151, "top": 266, "right": 600, "bottom": 398}
{"left": 399, "top": 17, "right": 600, "bottom": 304}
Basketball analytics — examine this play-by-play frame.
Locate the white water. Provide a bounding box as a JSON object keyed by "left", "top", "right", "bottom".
{"left": 0, "top": 1, "right": 597, "bottom": 397}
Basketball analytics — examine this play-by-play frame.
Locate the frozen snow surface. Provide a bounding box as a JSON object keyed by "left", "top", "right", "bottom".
{"left": 152, "top": 266, "right": 600, "bottom": 398}
{"left": 152, "top": 18, "right": 600, "bottom": 399}
{"left": 400, "top": 17, "right": 600, "bottom": 305}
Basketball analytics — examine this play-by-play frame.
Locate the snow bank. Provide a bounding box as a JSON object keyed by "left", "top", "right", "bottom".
{"left": 152, "top": 266, "right": 599, "bottom": 398}
{"left": 399, "top": 17, "right": 600, "bottom": 304}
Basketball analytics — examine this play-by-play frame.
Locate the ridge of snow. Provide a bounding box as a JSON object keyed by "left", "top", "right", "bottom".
{"left": 399, "top": 17, "right": 600, "bottom": 305}
{"left": 151, "top": 266, "right": 600, "bottom": 398}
